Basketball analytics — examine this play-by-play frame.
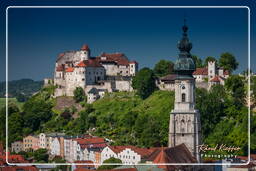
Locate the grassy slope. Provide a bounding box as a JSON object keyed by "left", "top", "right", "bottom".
{"left": 91, "top": 90, "right": 174, "bottom": 146}
{"left": 0, "top": 98, "right": 24, "bottom": 110}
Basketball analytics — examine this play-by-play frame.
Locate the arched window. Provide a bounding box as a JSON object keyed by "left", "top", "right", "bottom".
{"left": 181, "top": 119, "right": 185, "bottom": 133}
{"left": 182, "top": 93, "right": 186, "bottom": 102}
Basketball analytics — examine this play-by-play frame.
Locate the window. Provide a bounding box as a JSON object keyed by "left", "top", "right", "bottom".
{"left": 182, "top": 93, "right": 186, "bottom": 102}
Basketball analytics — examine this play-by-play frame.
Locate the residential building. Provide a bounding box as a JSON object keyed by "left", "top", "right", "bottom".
{"left": 11, "top": 141, "right": 23, "bottom": 153}
{"left": 23, "top": 135, "right": 39, "bottom": 151}
{"left": 101, "top": 145, "right": 152, "bottom": 165}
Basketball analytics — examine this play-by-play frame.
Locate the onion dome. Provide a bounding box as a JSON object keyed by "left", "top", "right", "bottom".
{"left": 174, "top": 19, "right": 195, "bottom": 78}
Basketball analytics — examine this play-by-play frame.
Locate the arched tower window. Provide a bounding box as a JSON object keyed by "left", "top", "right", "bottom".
{"left": 181, "top": 119, "right": 185, "bottom": 133}
{"left": 182, "top": 93, "right": 186, "bottom": 102}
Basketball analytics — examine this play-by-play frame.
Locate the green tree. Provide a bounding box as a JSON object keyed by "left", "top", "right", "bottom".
{"left": 219, "top": 52, "right": 239, "bottom": 73}
{"left": 196, "top": 85, "right": 227, "bottom": 139}
{"left": 153, "top": 60, "right": 174, "bottom": 77}
{"left": 8, "top": 112, "right": 23, "bottom": 144}
{"left": 73, "top": 87, "right": 86, "bottom": 103}
{"left": 0, "top": 103, "right": 20, "bottom": 146}
{"left": 97, "top": 157, "right": 122, "bottom": 170}
{"left": 33, "top": 149, "right": 49, "bottom": 162}
{"left": 132, "top": 68, "right": 157, "bottom": 99}
{"left": 252, "top": 76, "right": 256, "bottom": 102}
{"left": 204, "top": 56, "right": 217, "bottom": 66}
{"left": 192, "top": 55, "right": 203, "bottom": 68}
{"left": 225, "top": 75, "right": 245, "bottom": 107}
{"left": 23, "top": 98, "right": 53, "bottom": 133}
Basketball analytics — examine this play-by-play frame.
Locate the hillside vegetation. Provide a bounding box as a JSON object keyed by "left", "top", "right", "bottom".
{"left": 0, "top": 80, "right": 254, "bottom": 156}
{"left": 0, "top": 79, "right": 43, "bottom": 98}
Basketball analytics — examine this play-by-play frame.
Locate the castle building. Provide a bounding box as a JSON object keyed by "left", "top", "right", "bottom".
{"left": 168, "top": 21, "right": 201, "bottom": 162}
{"left": 50, "top": 45, "right": 138, "bottom": 101}
{"left": 157, "top": 60, "right": 230, "bottom": 91}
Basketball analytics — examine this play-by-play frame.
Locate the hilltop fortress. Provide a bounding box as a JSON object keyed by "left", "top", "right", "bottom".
{"left": 45, "top": 44, "right": 138, "bottom": 103}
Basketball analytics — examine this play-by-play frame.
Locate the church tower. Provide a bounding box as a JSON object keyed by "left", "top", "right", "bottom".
{"left": 168, "top": 20, "right": 201, "bottom": 162}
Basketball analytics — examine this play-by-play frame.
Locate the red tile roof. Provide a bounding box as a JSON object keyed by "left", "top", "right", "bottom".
{"left": 193, "top": 67, "right": 208, "bottom": 75}
{"left": 146, "top": 144, "right": 196, "bottom": 170}
{"left": 76, "top": 59, "right": 103, "bottom": 68}
{"left": 66, "top": 67, "right": 74, "bottom": 72}
{"left": 81, "top": 44, "right": 90, "bottom": 51}
{"left": 75, "top": 137, "right": 105, "bottom": 145}
{"left": 108, "top": 146, "right": 152, "bottom": 158}
{"left": 74, "top": 160, "right": 95, "bottom": 169}
{"left": 0, "top": 153, "right": 27, "bottom": 164}
{"left": 80, "top": 143, "right": 107, "bottom": 149}
{"left": 129, "top": 61, "right": 138, "bottom": 64}
{"left": 210, "top": 76, "right": 221, "bottom": 82}
{"left": 58, "top": 53, "right": 65, "bottom": 58}
{"left": 56, "top": 64, "right": 65, "bottom": 71}
{"left": 98, "top": 53, "right": 130, "bottom": 66}
{"left": 251, "top": 154, "right": 256, "bottom": 160}
{"left": 1, "top": 166, "right": 38, "bottom": 171}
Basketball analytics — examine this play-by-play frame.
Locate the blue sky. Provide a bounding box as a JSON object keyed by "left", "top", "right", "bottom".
{"left": 0, "top": 0, "right": 255, "bottom": 81}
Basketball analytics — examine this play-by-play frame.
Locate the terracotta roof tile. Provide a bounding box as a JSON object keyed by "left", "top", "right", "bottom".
{"left": 146, "top": 144, "right": 196, "bottom": 170}
{"left": 74, "top": 160, "right": 95, "bottom": 168}
{"left": 108, "top": 146, "right": 152, "bottom": 158}
{"left": 98, "top": 53, "right": 130, "bottom": 66}
{"left": 56, "top": 64, "right": 65, "bottom": 72}
{"left": 193, "top": 67, "right": 208, "bottom": 75}
{"left": 1, "top": 166, "right": 38, "bottom": 171}
{"left": 66, "top": 67, "right": 74, "bottom": 72}
{"left": 210, "top": 76, "right": 221, "bottom": 82}
{"left": 75, "top": 137, "right": 105, "bottom": 145}
{"left": 76, "top": 59, "right": 103, "bottom": 68}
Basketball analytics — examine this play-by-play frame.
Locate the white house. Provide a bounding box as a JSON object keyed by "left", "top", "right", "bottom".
{"left": 100, "top": 146, "right": 152, "bottom": 165}
{"left": 50, "top": 137, "right": 60, "bottom": 156}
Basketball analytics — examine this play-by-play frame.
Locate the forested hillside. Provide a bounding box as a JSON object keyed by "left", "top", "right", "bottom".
{"left": 0, "top": 79, "right": 43, "bottom": 98}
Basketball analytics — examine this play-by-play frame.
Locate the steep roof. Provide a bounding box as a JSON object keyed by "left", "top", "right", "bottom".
{"left": 210, "top": 76, "right": 220, "bottom": 82}
{"left": 160, "top": 74, "right": 177, "bottom": 82}
{"left": 76, "top": 59, "right": 103, "bottom": 68}
{"left": 193, "top": 67, "right": 208, "bottom": 75}
{"left": 147, "top": 144, "right": 197, "bottom": 170}
{"left": 108, "top": 146, "right": 152, "bottom": 158}
{"left": 75, "top": 137, "right": 105, "bottom": 145}
{"left": 98, "top": 53, "right": 130, "bottom": 66}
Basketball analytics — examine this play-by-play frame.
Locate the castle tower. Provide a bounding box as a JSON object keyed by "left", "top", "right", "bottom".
{"left": 168, "top": 20, "right": 201, "bottom": 162}
{"left": 80, "top": 44, "right": 90, "bottom": 61}
{"left": 208, "top": 61, "right": 216, "bottom": 80}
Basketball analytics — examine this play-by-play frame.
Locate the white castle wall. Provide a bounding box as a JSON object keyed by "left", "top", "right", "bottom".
{"left": 101, "top": 63, "right": 118, "bottom": 76}
{"left": 115, "top": 80, "right": 133, "bottom": 91}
